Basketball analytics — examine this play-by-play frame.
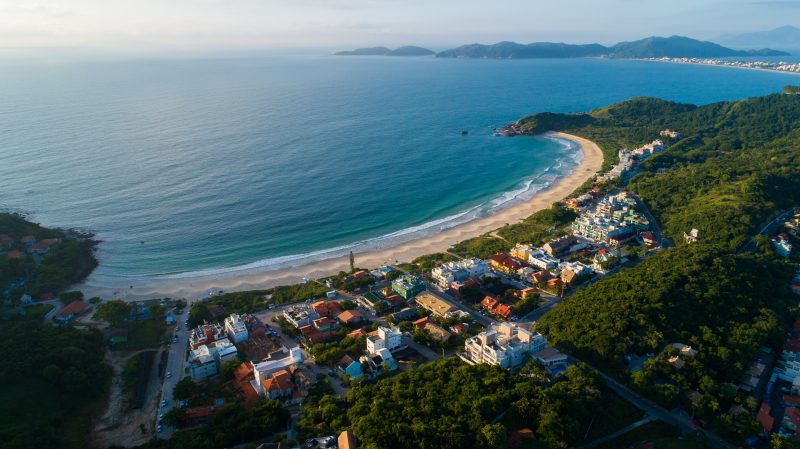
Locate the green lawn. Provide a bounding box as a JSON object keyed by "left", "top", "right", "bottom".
{"left": 110, "top": 320, "right": 166, "bottom": 351}
{"left": 22, "top": 303, "right": 54, "bottom": 320}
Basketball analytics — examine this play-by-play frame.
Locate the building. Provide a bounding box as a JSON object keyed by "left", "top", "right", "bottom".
{"left": 559, "top": 262, "right": 593, "bottom": 285}
{"left": 509, "top": 243, "right": 537, "bottom": 261}
{"left": 660, "top": 129, "right": 681, "bottom": 139}
{"left": 424, "top": 322, "right": 452, "bottom": 342}
{"left": 430, "top": 257, "right": 489, "bottom": 288}
{"left": 311, "top": 300, "right": 344, "bottom": 317}
{"left": 337, "top": 309, "right": 365, "bottom": 325}
{"left": 489, "top": 253, "right": 522, "bottom": 273}
{"left": 528, "top": 250, "right": 559, "bottom": 270}
{"left": 366, "top": 326, "right": 403, "bottom": 355}
{"left": 542, "top": 235, "right": 578, "bottom": 257}
{"left": 391, "top": 274, "right": 426, "bottom": 299}
{"left": 368, "top": 347, "right": 398, "bottom": 372}
{"left": 462, "top": 323, "right": 547, "bottom": 369}
{"left": 252, "top": 347, "right": 303, "bottom": 395}
{"left": 282, "top": 305, "right": 320, "bottom": 328}
{"left": 480, "top": 296, "right": 512, "bottom": 319}
{"left": 531, "top": 347, "right": 568, "bottom": 367}
{"left": 189, "top": 323, "right": 226, "bottom": 349}
{"left": 390, "top": 307, "right": 419, "bottom": 322}
{"left": 773, "top": 234, "right": 793, "bottom": 257}
{"left": 414, "top": 291, "right": 455, "bottom": 317}
{"left": 260, "top": 370, "right": 295, "bottom": 400}
{"left": 189, "top": 338, "right": 239, "bottom": 380}
{"left": 684, "top": 228, "right": 700, "bottom": 243}
{"left": 224, "top": 314, "right": 250, "bottom": 343}
{"left": 338, "top": 430, "right": 358, "bottom": 449}
{"left": 55, "top": 300, "right": 88, "bottom": 322}
{"left": 337, "top": 355, "right": 362, "bottom": 379}
{"left": 190, "top": 345, "right": 219, "bottom": 380}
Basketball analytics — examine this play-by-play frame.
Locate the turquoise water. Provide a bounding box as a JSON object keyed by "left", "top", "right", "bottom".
{"left": 0, "top": 56, "right": 797, "bottom": 280}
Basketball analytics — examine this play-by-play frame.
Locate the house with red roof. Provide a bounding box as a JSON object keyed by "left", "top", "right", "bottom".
{"left": 489, "top": 253, "right": 523, "bottom": 274}
{"left": 412, "top": 317, "right": 430, "bottom": 329}
{"left": 757, "top": 402, "right": 774, "bottom": 432}
{"left": 480, "top": 296, "right": 512, "bottom": 319}
{"left": 56, "top": 301, "right": 88, "bottom": 322}
{"left": 261, "top": 370, "right": 294, "bottom": 400}
{"left": 338, "top": 310, "right": 364, "bottom": 325}
{"left": 311, "top": 300, "right": 344, "bottom": 317}
{"left": 20, "top": 235, "right": 35, "bottom": 247}
{"left": 5, "top": 249, "right": 22, "bottom": 259}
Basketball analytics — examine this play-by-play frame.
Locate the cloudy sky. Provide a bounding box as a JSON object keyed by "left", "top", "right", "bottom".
{"left": 0, "top": 0, "right": 796, "bottom": 55}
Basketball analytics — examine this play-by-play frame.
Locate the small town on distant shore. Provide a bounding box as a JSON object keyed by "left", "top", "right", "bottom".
{"left": 4, "top": 90, "right": 800, "bottom": 449}
{"left": 646, "top": 57, "right": 800, "bottom": 75}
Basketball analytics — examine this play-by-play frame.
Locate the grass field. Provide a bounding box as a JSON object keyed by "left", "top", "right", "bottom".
{"left": 22, "top": 303, "right": 54, "bottom": 320}
{"left": 111, "top": 320, "right": 166, "bottom": 351}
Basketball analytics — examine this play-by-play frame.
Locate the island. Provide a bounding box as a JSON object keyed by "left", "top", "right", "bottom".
{"left": 335, "top": 45, "right": 435, "bottom": 56}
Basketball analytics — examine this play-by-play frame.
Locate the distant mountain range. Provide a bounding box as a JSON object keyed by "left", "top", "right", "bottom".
{"left": 436, "top": 36, "right": 789, "bottom": 59}
{"left": 717, "top": 26, "right": 800, "bottom": 52}
{"left": 335, "top": 46, "right": 435, "bottom": 56}
{"left": 337, "top": 35, "right": 790, "bottom": 59}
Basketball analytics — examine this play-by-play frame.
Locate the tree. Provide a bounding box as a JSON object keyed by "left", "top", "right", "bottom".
{"left": 95, "top": 300, "right": 132, "bottom": 325}
{"left": 164, "top": 408, "right": 186, "bottom": 427}
{"left": 188, "top": 302, "right": 213, "bottom": 327}
{"left": 481, "top": 423, "right": 507, "bottom": 449}
{"left": 59, "top": 290, "right": 84, "bottom": 304}
{"left": 220, "top": 359, "right": 241, "bottom": 381}
{"left": 173, "top": 378, "right": 195, "bottom": 400}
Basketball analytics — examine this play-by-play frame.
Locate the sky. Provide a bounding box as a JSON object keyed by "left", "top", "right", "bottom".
{"left": 0, "top": 0, "right": 797, "bottom": 56}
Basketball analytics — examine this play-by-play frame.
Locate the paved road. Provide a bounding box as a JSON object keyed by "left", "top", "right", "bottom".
{"left": 572, "top": 357, "right": 737, "bottom": 449}
{"left": 158, "top": 308, "right": 191, "bottom": 438}
{"left": 577, "top": 416, "right": 655, "bottom": 449}
{"left": 740, "top": 209, "right": 794, "bottom": 253}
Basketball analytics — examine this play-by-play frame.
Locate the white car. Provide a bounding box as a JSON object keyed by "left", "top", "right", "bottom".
{"left": 157, "top": 425, "right": 163, "bottom": 433}
{"left": 166, "top": 371, "right": 172, "bottom": 379}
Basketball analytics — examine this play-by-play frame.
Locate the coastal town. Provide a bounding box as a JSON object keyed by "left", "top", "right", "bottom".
{"left": 4, "top": 99, "right": 800, "bottom": 449}
{"left": 645, "top": 57, "right": 800, "bottom": 75}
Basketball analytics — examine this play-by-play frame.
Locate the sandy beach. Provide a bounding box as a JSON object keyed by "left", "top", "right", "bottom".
{"left": 78, "top": 132, "right": 604, "bottom": 300}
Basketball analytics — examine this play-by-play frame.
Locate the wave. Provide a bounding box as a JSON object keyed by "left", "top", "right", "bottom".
{"left": 91, "top": 136, "right": 582, "bottom": 283}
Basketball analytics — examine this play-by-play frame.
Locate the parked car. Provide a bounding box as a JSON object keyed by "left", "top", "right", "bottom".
{"left": 157, "top": 425, "right": 163, "bottom": 433}
{"left": 166, "top": 371, "right": 173, "bottom": 379}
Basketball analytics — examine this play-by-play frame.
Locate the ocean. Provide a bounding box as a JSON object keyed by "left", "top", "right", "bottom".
{"left": 0, "top": 55, "right": 797, "bottom": 282}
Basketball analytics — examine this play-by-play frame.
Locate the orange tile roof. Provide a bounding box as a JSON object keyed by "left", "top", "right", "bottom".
{"left": 57, "top": 300, "right": 87, "bottom": 318}
{"left": 757, "top": 403, "right": 774, "bottom": 432}
{"left": 338, "top": 310, "right": 363, "bottom": 323}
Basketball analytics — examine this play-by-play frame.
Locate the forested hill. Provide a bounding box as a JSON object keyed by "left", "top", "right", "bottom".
{"left": 530, "top": 92, "right": 800, "bottom": 441}
{"left": 435, "top": 35, "right": 788, "bottom": 59}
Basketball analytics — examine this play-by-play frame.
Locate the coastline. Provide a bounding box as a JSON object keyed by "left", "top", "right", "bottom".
{"left": 77, "top": 132, "right": 604, "bottom": 300}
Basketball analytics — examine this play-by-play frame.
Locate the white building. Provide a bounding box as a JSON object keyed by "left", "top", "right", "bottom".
{"left": 462, "top": 323, "right": 547, "bottom": 369}
{"left": 189, "top": 323, "right": 226, "bottom": 349}
{"left": 430, "top": 258, "right": 489, "bottom": 288}
{"left": 190, "top": 346, "right": 219, "bottom": 380}
{"left": 189, "top": 338, "right": 240, "bottom": 380}
{"left": 528, "top": 250, "right": 559, "bottom": 270}
{"left": 224, "top": 313, "right": 250, "bottom": 343}
{"left": 252, "top": 347, "right": 304, "bottom": 393}
{"left": 532, "top": 347, "right": 568, "bottom": 367}
{"left": 283, "top": 305, "right": 320, "bottom": 328}
{"left": 559, "top": 261, "right": 593, "bottom": 278}
{"left": 366, "top": 326, "right": 404, "bottom": 355}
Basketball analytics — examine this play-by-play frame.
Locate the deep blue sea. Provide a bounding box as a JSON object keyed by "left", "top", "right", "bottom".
{"left": 0, "top": 55, "right": 797, "bottom": 281}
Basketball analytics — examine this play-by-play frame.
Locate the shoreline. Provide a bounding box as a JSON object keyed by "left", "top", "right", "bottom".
{"left": 77, "top": 132, "right": 604, "bottom": 300}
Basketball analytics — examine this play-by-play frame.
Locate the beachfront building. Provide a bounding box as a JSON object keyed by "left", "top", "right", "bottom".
{"left": 462, "top": 322, "right": 547, "bottom": 369}
{"left": 631, "top": 140, "right": 665, "bottom": 158}
{"left": 414, "top": 291, "right": 455, "bottom": 317}
{"left": 391, "top": 274, "right": 426, "bottom": 299}
{"left": 430, "top": 257, "right": 489, "bottom": 288}
{"left": 509, "top": 243, "right": 536, "bottom": 261}
{"left": 224, "top": 313, "right": 249, "bottom": 343}
{"left": 366, "top": 326, "right": 404, "bottom": 355}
